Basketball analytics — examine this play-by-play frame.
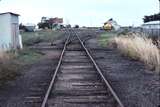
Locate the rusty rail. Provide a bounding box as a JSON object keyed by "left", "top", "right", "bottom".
{"left": 73, "top": 29, "right": 125, "bottom": 107}
{"left": 41, "top": 29, "right": 70, "bottom": 107}
{"left": 41, "top": 28, "right": 124, "bottom": 107}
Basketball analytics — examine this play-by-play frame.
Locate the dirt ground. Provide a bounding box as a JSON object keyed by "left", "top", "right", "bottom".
{"left": 84, "top": 30, "right": 160, "bottom": 107}
{"left": 0, "top": 29, "right": 159, "bottom": 107}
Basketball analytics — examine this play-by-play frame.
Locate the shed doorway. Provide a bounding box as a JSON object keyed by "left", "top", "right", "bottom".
{"left": 11, "top": 23, "right": 19, "bottom": 49}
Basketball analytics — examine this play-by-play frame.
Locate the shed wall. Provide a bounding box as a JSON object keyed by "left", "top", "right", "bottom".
{"left": 10, "top": 15, "right": 19, "bottom": 49}
{"left": 11, "top": 15, "right": 19, "bottom": 24}
{"left": 0, "top": 14, "right": 11, "bottom": 50}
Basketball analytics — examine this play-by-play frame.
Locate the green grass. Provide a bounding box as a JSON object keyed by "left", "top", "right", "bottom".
{"left": 21, "top": 30, "right": 63, "bottom": 46}
{"left": 0, "top": 49, "right": 43, "bottom": 86}
{"left": 0, "top": 58, "right": 19, "bottom": 85}
{"left": 16, "top": 49, "right": 43, "bottom": 65}
{"left": 20, "top": 30, "right": 64, "bottom": 63}
{"left": 98, "top": 32, "right": 117, "bottom": 47}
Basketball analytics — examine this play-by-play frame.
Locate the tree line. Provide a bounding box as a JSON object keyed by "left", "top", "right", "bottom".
{"left": 143, "top": 13, "right": 160, "bottom": 23}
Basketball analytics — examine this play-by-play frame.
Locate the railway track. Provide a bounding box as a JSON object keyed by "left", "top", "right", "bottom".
{"left": 41, "top": 29, "right": 124, "bottom": 107}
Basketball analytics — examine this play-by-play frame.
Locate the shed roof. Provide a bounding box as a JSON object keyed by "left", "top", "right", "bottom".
{"left": 143, "top": 21, "right": 160, "bottom": 25}
{"left": 0, "top": 12, "right": 20, "bottom": 16}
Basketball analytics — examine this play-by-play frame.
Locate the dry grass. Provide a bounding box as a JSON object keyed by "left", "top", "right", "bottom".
{"left": 0, "top": 50, "right": 11, "bottom": 61}
{"left": 110, "top": 33, "right": 160, "bottom": 72}
{"left": 0, "top": 49, "right": 43, "bottom": 86}
{"left": 0, "top": 50, "right": 19, "bottom": 86}
{"left": 157, "top": 40, "right": 160, "bottom": 49}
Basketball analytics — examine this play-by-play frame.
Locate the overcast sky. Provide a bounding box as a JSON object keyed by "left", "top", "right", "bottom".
{"left": 0, "top": 0, "right": 159, "bottom": 26}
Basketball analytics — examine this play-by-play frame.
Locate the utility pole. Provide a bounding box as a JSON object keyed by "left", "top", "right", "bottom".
{"left": 158, "top": 0, "right": 160, "bottom": 39}
{"left": 159, "top": 0, "right": 160, "bottom": 13}
{"left": 159, "top": 0, "right": 160, "bottom": 39}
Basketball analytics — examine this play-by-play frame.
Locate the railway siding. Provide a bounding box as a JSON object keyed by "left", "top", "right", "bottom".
{"left": 47, "top": 43, "right": 118, "bottom": 107}
{"left": 41, "top": 29, "right": 123, "bottom": 107}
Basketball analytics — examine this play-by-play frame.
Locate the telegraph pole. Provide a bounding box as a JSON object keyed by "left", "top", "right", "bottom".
{"left": 159, "top": 0, "right": 160, "bottom": 13}
{"left": 159, "top": 0, "right": 160, "bottom": 39}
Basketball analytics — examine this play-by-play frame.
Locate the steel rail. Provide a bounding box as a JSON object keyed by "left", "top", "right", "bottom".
{"left": 74, "top": 29, "right": 125, "bottom": 107}
{"left": 41, "top": 29, "right": 70, "bottom": 107}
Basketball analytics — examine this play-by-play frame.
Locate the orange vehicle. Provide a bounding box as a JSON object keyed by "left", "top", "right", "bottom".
{"left": 103, "top": 18, "right": 120, "bottom": 31}
{"left": 103, "top": 23, "right": 112, "bottom": 30}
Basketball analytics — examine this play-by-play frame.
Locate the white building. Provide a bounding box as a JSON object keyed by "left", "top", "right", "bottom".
{"left": 141, "top": 21, "right": 160, "bottom": 38}
{"left": 142, "top": 21, "right": 160, "bottom": 29}
{"left": 0, "top": 12, "right": 22, "bottom": 51}
{"left": 24, "top": 23, "right": 36, "bottom": 32}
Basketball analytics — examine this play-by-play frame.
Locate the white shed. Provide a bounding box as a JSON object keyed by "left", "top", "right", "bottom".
{"left": 142, "top": 21, "right": 160, "bottom": 29}
{"left": 0, "top": 12, "right": 22, "bottom": 51}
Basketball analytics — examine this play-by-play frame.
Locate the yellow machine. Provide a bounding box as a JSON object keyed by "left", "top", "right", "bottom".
{"left": 103, "top": 18, "right": 115, "bottom": 31}
{"left": 103, "top": 23, "right": 112, "bottom": 31}
{"left": 103, "top": 18, "right": 120, "bottom": 31}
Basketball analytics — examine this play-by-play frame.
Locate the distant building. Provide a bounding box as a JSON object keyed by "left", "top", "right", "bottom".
{"left": 41, "top": 17, "right": 48, "bottom": 23}
{"left": 41, "top": 17, "right": 63, "bottom": 24}
{"left": 141, "top": 21, "right": 160, "bottom": 38}
{"left": 24, "top": 23, "right": 36, "bottom": 32}
{"left": 48, "top": 17, "right": 63, "bottom": 24}
{"left": 38, "top": 17, "right": 63, "bottom": 29}
{"left": 142, "top": 21, "right": 160, "bottom": 29}
{"left": 0, "top": 12, "right": 23, "bottom": 50}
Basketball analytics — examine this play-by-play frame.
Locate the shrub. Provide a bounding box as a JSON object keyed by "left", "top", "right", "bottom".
{"left": 0, "top": 51, "right": 20, "bottom": 86}
{"left": 0, "top": 48, "right": 43, "bottom": 86}
{"left": 21, "top": 30, "right": 63, "bottom": 46}
{"left": 110, "top": 33, "right": 160, "bottom": 72}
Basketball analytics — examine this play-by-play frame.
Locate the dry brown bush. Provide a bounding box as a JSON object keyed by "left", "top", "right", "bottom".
{"left": 110, "top": 33, "right": 160, "bottom": 72}
{"left": 0, "top": 50, "right": 20, "bottom": 86}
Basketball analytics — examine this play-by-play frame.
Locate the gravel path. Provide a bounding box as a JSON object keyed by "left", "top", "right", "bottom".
{"left": 85, "top": 35, "right": 160, "bottom": 107}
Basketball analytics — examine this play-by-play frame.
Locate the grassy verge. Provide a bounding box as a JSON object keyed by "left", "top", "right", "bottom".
{"left": 109, "top": 33, "right": 160, "bottom": 72}
{"left": 0, "top": 49, "right": 43, "bottom": 86}
{"left": 21, "top": 30, "right": 63, "bottom": 46}
{"left": 0, "top": 60, "right": 19, "bottom": 86}
{"left": 0, "top": 30, "right": 62, "bottom": 86}
{"left": 16, "top": 49, "right": 43, "bottom": 65}
{"left": 0, "top": 51, "right": 18, "bottom": 86}
{"left": 98, "top": 32, "right": 116, "bottom": 47}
